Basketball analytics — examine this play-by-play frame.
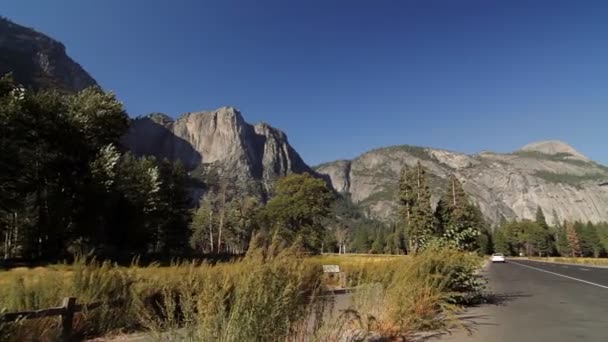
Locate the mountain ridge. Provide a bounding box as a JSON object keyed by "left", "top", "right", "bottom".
{"left": 123, "top": 106, "right": 312, "bottom": 197}
{"left": 315, "top": 140, "right": 608, "bottom": 226}
{"left": 0, "top": 17, "right": 97, "bottom": 91}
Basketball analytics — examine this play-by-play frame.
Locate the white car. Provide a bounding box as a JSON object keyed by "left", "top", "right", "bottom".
{"left": 491, "top": 253, "right": 506, "bottom": 263}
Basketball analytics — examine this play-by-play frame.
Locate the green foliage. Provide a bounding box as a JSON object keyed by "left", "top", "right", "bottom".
{"left": 493, "top": 229, "right": 510, "bottom": 255}
{"left": 0, "top": 75, "right": 191, "bottom": 259}
{"left": 533, "top": 170, "right": 606, "bottom": 188}
{"left": 435, "top": 175, "right": 482, "bottom": 251}
{"left": 500, "top": 220, "right": 552, "bottom": 256}
{"left": 189, "top": 184, "right": 260, "bottom": 254}
{"left": 400, "top": 162, "right": 436, "bottom": 253}
{"left": 555, "top": 224, "right": 571, "bottom": 257}
{"left": 577, "top": 222, "right": 605, "bottom": 257}
{"left": 535, "top": 206, "right": 549, "bottom": 230}
{"left": 349, "top": 243, "right": 485, "bottom": 338}
{"left": 372, "top": 145, "right": 433, "bottom": 161}
{"left": 513, "top": 150, "right": 593, "bottom": 167}
{"left": 256, "top": 173, "right": 333, "bottom": 252}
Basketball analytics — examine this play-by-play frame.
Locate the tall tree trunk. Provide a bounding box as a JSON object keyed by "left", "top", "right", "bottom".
{"left": 208, "top": 209, "right": 214, "bottom": 253}
{"left": 4, "top": 228, "right": 10, "bottom": 259}
{"left": 416, "top": 165, "right": 421, "bottom": 200}
{"left": 451, "top": 177, "right": 456, "bottom": 206}
{"left": 217, "top": 184, "right": 227, "bottom": 253}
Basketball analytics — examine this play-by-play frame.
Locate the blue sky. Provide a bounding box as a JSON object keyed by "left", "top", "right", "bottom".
{"left": 2, "top": 0, "right": 608, "bottom": 165}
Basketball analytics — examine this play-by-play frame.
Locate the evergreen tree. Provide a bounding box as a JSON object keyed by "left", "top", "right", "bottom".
{"left": 437, "top": 175, "right": 480, "bottom": 251}
{"left": 579, "top": 222, "right": 604, "bottom": 257}
{"left": 477, "top": 227, "right": 493, "bottom": 255}
{"left": 555, "top": 224, "right": 570, "bottom": 256}
{"left": 493, "top": 229, "right": 510, "bottom": 255}
{"left": 350, "top": 227, "right": 372, "bottom": 253}
{"left": 370, "top": 230, "right": 385, "bottom": 254}
{"left": 535, "top": 206, "right": 549, "bottom": 230}
{"left": 398, "top": 166, "right": 414, "bottom": 225}
{"left": 433, "top": 198, "right": 449, "bottom": 236}
{"left": 527, "top": 223, "right": 552, "bottom": 256}
{"left": 406, "top": 162, "right": 436, "bottom": 253}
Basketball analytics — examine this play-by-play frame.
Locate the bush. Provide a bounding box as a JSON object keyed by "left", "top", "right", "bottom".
{"left": 346, "top": 243, "right": 485, "bottom": 339}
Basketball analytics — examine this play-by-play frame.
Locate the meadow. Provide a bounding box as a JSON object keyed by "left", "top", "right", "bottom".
{"left": 0, "top": 244, "right": 483, "bottom": 341}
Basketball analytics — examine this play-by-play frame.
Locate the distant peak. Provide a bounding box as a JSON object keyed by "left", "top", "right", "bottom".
{"left": 519, "top": 140, "right": 589, "bottom": 161}
{"left": 180, "top": 106, "right": 244, "bottom": 122}
{"left": 145, "top": 112, "right": 174, "bottom": 125}
{"left": 216, "top": 106, "right": 240, "bottom": 115}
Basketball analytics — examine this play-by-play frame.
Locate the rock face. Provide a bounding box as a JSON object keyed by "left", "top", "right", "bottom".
{"left": 0, "top": 17, "right": 97, "bottom": 91}
{"left": 123, "top": 107, "right": 311, "bottom": 194}
{"left": 316, "top": 142, "right": 608, "bottom": 226}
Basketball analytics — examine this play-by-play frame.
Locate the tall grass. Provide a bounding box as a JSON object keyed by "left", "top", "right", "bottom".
{"left": 136, "top": 246, "right": 327, "bottom": 342}
{"left": 0, "top": 256, "right": 136, "bottom": 341}
{"left": 343, "top": 243, "right": 484, "bottom": 340}
{"left": 0, "top": 244, "right": 484, "bottom": 341}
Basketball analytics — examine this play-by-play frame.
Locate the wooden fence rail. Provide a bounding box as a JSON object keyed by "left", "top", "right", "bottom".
{"left": 1, "top": 297, "right": 122, "bottom": 341}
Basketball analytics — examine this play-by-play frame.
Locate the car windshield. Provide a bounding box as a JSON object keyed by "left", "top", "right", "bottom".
{"left": 493, "top": 253, "right": 504, "bottom": 257}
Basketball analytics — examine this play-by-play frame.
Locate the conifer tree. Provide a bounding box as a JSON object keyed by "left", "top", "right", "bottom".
{"left": 493, "top": 229, "right": 510, "bottom": 255}
{"left": 565, "top": 221, "right": 582, "bottom": 257}
{"left": 535, "top": 206, "right": 549, "bottom": 230}
{"left": 437, "top": 175, "right": 480, "bottom": 251}
{"left": 406, "top": 162, "right": 436, "bottom": 252}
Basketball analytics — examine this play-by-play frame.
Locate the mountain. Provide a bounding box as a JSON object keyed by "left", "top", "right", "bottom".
{"left": 123, "top": 106, "right": 312, "bottom": 196}
{"left": 315, "top": 141, "right": 608, "bottom": 226}
{"left": 0, "top": 17, "right": 97, "bottom": 91}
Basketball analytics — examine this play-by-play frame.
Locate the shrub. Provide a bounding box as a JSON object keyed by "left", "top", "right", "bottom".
{"left": 346, "top": 244, "right": 484, "bottom": 339}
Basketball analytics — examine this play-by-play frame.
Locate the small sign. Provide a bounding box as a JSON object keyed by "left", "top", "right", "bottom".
{"left": 322, "top": 265, "right": 340, "bottom": 273}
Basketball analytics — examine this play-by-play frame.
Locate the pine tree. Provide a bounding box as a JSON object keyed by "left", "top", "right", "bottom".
{"left": 555, "top": 224, "right": 570, "bottom": 256}
{"left": 433, "top": 198, "right": 449, "bottom": 236}
{"left": 398, "top": 166, "right": 414, "bottom": 225}
{"left": 565, "top": 221, "right": 582, "bottom": 257}
{"left": 437, "top": 175, "right": 480, "bottom": 251}
{"left": 527, "top": 222, "right": 552, "bottom": 256}
{"left": 580, "top": 221, "right": 604, "bottom": 257}
{"left": 406, "top": 162, "right": 436, "bottom": 253}
{"left": 493, "top": 229, "right": 510, "bottom": 255}
{"left": 535, "top": 206, "right": 549, "bottom": 230}
{"left": 370, "top": 230, "right": 386, "bottom": 254}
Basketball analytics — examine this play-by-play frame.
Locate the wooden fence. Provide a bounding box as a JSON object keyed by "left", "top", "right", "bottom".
{"left": 1, "top": 297, "right": 121, "bottom": 341}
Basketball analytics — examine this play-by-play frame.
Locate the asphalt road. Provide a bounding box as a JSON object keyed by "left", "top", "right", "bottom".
{"left": 434, "top": 259, "right": 608, "bottom": 342}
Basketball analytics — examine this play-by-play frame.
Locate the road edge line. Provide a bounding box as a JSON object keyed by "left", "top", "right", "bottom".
{"left": 508, "top": 260, "right": 608, "bottom": 289}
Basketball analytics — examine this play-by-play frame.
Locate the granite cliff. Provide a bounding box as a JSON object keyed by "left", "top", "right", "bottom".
{"left": 316, "top": 141, "right": 608, "bottom": 226}
{"left": 123, "top": 107, "right": 311, "bottom": 195}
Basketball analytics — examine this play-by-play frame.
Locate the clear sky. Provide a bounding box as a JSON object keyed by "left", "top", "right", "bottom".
{"left": 2, "top": 0, "right": 608, "bottom": 165}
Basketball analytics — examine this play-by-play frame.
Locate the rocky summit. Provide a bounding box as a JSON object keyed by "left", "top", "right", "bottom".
{"left": 0, "top": 17, "right": 97, "bottom": 92}
{"left": 123, "top": 106, "right": 311, "bottom": 195}
{"left": 316, "top": 141, "right": 608, "bottom": 226}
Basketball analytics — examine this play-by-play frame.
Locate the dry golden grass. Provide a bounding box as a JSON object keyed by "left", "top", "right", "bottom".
{"left": 528, "top": 256, "right": 608, "bottom": 266}
{"left": 0, "top": 246, "right": 483, "bottom": 341}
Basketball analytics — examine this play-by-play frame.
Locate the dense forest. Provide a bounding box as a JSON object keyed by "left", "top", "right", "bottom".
{"left": 0, "top": 74, "right": 336, "bottom": 260}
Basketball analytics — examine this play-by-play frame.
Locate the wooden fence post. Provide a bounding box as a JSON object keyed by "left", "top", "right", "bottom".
{"left": 61, "top": 297, "right": 76, "bottom": 342}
